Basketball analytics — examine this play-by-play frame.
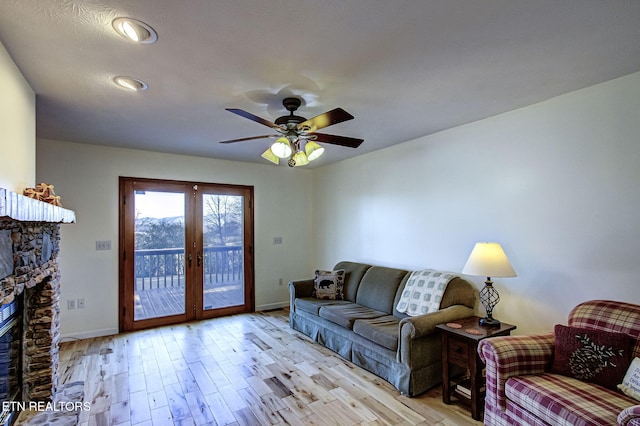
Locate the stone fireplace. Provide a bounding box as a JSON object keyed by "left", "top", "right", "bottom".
{"left": 0, "top": 188, "right": 75, "bottom": 421}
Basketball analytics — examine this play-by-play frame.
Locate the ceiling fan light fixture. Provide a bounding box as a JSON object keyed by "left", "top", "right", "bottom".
{"left": 112, "top": 18, "right": 158, "bottom": 44}
{"left": 305, "top": 141, "right": 325, "bottom": 161}
{"left": 271, "top": 137, "right": 292, "bottom": 158}
{"left": 292, "top": 150, "right": 309, "bottom": 167}
{"left": 221, "top": 97, "right": 363, "bottom": 167}
{"left": 113, "top": 76, "right": 148, "bottom": 91}
{"left": 261, "top": 148, "right": 279, "bottom": 165}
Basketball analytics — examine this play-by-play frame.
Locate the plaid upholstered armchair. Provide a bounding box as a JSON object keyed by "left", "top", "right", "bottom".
{"left": 478, "top": 300, "right": 640, "bottom": 426}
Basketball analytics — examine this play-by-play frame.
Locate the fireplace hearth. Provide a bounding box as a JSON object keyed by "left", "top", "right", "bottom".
{"left": 0, "top": 188, "right": 75, "bottom": 422}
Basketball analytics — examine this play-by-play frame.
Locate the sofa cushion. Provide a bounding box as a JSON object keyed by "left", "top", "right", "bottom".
{"left": 353, "top": 315, "right": 400, "bottom": 351}
{"left": 319, "top": 304, "right": 386, "bottom": 329}
{"left": 333, "top": 261, "right": 372, "bottom": 302}
{"left": 313, "top": 269, "right": 345, "bottom": 300}
{"left": 294, "top": 297, "right": 351, "bottom": 316}
{"left": 505, "top": 373, "right": 636, "bottom": 426}
{"left": 551, "top": 324, "right": 632, "bottom": 390}
{"left": 355, "top": 266, "right": 409, "bottom": 314}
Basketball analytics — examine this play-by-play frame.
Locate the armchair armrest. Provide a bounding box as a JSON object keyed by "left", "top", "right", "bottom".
{"left": 397, "top": 305, "right": 474, "bottom": 365}
{"left": 478, "top": 333, "right": 555, "bottom": 411}
{"left": 618, "top": 405, "right": 640, "bottom": 426}
{"left": 288, "top": 279, "right": 314, "bottom": 311}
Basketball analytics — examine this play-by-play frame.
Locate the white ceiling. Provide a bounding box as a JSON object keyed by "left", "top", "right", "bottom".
{"left": 2, "top": 1, "right": 640, "bottom": 168}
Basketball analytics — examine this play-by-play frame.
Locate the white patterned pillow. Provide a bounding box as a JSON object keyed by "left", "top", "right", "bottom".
{"left": 313, "top": 269, "right": 345, "bottom": 300}
{"left": 618, "top": 357, "right": 640, "bottom": 401}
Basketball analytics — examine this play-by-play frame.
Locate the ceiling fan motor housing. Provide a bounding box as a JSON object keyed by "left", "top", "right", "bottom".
{"left": 282, "top": 97, "right": 301, "bottom": 112}
{"left": 275, "top": 97, "right": 307, "bottom": 127}
{"left": 275, "top": 115, "right": 306, "bottom": 126}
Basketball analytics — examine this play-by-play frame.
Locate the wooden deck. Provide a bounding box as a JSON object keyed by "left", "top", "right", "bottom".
{"left": 134, "top": 280, "right": 244, "bottom": 321}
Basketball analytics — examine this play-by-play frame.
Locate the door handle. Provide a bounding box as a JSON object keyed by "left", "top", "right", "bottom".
{"left": 197, "top": 252, "right": 202, "bottom": 267}
{"left": 188, "top": 253, "right": 192, "bottom": 267}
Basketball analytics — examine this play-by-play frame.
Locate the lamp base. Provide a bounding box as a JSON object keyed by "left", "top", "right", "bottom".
{"left": 479, "top": 316, "right": 501, "bottom": 328}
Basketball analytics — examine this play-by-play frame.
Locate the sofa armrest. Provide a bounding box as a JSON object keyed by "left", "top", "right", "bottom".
{"left": 618, "top": 405, "right": 640, "bottom": 426}
{"left": 399, "top": 305, "right": 475, "bottom": 339}
{"left": 478, "top": 333, "right": 555, "bottom": 411}
{"left": 397, "top": 305, "right": 474, "bottom": 365}
{"left": 288, "top": 279, "right": 314, "bottom": 311}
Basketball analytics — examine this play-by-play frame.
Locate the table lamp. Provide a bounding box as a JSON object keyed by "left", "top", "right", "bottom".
{"left": 462, "top": 242, "right": 516, "bottom": 327}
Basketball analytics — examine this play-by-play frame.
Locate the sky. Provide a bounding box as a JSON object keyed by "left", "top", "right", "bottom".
{"left": 135, "top": 191, "right": 185, "bottom": 219}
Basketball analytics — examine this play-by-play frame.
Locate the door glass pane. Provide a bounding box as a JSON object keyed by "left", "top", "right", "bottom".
{"left": 134, "top": 190, "right": 186, "bottom": 320}
{"left": 202, "top": 194, "right": 244, "bottom": 310}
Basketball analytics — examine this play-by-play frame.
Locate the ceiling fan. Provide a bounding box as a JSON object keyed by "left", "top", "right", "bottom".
{"left": 220, "top": 97, "right": 364, "bottom": 167}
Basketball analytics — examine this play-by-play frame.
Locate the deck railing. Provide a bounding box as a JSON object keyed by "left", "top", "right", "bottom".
{"left": 134, "top": 245, "right": 243, "bottom": 290}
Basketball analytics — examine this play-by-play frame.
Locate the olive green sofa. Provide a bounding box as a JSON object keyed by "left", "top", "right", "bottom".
{"left": 289, "top": 261, "right": 477, "bottom": 396}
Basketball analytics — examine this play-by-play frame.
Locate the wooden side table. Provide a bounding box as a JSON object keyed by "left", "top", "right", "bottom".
{"left": 436, "top": 316, "right": 516, "bottom": 421}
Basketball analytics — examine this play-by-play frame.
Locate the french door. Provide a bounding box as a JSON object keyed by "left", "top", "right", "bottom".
{"left": 119, "top": 177, "right": 254, "bottom": 332}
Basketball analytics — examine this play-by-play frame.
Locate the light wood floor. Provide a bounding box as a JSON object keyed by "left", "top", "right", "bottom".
{"left": 59, "top": 310, "right": 482, "bottom": 425}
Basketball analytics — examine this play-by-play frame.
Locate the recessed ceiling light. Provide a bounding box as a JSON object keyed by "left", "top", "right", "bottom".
{"left": 112, "top": 18, "right": 157, "bottom": 44}
{"left": 113, "top": 76, "right": 148, "bottom": 91}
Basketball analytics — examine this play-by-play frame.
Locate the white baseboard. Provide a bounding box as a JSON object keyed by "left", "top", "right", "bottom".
{"left": 60, "top": 327, "right": 118, "bottom": 342}
{"left": 59, "top": 305, "right": 288, "bottom": 341}
{"left": 256, "top": 301, "right": 289, "bottom": 311}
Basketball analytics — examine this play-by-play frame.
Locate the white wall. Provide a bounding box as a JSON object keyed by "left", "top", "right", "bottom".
{"left": 312, "top": 71, "right": 640, "bottom": 335}
{"left": 37, "top": 71, "right": 640, "bottom": 339}
{"left": 0, "top": 41, "right": 35, "bottom": 191}
{"left": 36, "top": 140, "right": 313, "bottom": 339}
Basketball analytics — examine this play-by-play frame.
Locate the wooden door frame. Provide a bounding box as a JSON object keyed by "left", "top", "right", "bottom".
{"left": 119, "top": 176, "right": 255, "bottom": 332}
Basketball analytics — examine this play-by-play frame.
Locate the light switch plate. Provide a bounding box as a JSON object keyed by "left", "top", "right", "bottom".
{"left": 96, "top": 240, "right": 112, "bottom": 250}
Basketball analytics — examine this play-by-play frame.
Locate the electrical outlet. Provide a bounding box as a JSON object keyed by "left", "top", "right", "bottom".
{"left": 96, "top": 240, "right": 112, "bottom": 251}
{"left": 77, "top": 298, "right": 85, "bottom": 309}
{"left": 273, "top": 237, "right": 283, "bottom": 245}
{"left": 67, "top": 299, "right": 76, "bottom": 310}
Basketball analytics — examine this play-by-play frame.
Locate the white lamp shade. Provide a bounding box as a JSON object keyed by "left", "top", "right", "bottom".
{"left": 462, "top": 242, "right": 516, "bottom": 278}
{"left": 271, "top": 137, "right": 292, "bottom": 158}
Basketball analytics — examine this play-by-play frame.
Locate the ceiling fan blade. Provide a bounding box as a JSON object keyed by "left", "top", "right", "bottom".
{"left": 311, "top": 132, "right": 364, "bottom": 148}
{"left": 220, "top": 134, "right": 277, "bottom": 144}
{"left": 226, "top": 108, "right": 281, "bottom": 129}
{"left": 297, "top": 108, "right": 354, "bottom": 132}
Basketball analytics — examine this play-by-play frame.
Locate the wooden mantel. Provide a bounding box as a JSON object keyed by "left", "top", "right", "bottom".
{"left": 0, "top": 188, "right": 76, "bottom": 223}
